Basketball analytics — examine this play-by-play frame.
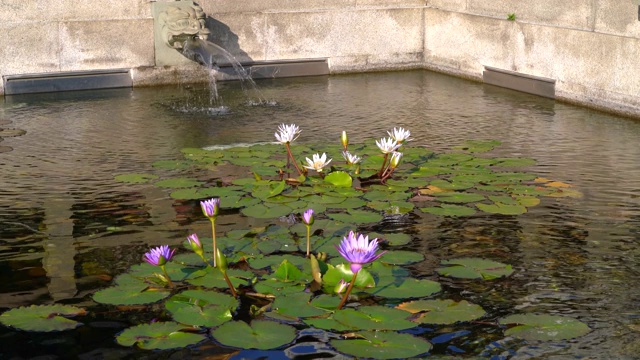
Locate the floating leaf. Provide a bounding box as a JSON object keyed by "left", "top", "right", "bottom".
{"left": 420, "top": 204, "right": 476, "bottom": 217}
{"left": 380, "top": 250, "right": 424, "bottom": 265}
{"left": 271, "top": 292, "right": 329, "bottom": 318}
{"left": 151, "top": 160, "right": 192, "bottom": 170}
{"left": 323, "top": 264, "right": 375, "bottom": 288}
{"left": 430, "top": 179, "right": 474, "bottom": 191}
{"left": 397, "top": 299, "right": 485, "bottom": 324}
{"left": 114, "top": 173, "right": 158, "bottom": 184}
{"left": 165, "top": 290, "right": 238, "bottom": 327}
{"left": 437, "top": 258, "right": 513, "bottom": 280}
{"left": 366, "top": 277, "right": 441, "bottom": 299}
{"left": 494, "top": 157, "right": 537, "bottom": 167}
{"left": 0, "top": 305, "right": 86, "bottom": 332}
{"left": 212, "top": 320, "right": 297, "bottom": 350}
{"left": 116, "top": 322, "right": 206, "bottom": 350}
{"left": 241, "top": 204, "right": 292, "bottom": 219}
{"left": 476, "top": 202, "right": 527, "bottom": 215}
{"left": 154, "top": 178, "right": 203, "bottom": 188}
{"left": 93, "top": 283, "right": 171, "bottom": 305}
{"left": 330, "top": 331, "right": 432, "bottom": 359}
{"left": 434, "top": 192, "right": 485, "bottom": 204}
{"left": 371, "top": 232, "right": 411, "bottom": 246}
{"left": 273, "top": 259, "right": 304, "bottom": 282}
{"left": 499, "top": 314, "right": 591, "bottom": 341}
{"left": 324, "top": 171, "right": 353, "bottom": 187}
{"left": 327, "top": 209, "right": 382, "bottom": 224}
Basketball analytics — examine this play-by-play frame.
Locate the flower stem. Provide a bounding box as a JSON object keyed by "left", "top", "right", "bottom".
{"left": 377, "top": 153, "right": 389, "bottom": 178}
{"left": 336, "top": 271, "right": 359, "bottom": 310}
{"left": 160, "top": 265, "right": 174, "bottom": 288}
{"left": 222, "top": 271, "right": 238, "bottom": 297}
{"left": 285, "top": 143, "right": 304, "bottom": 176}
{"left": 210, "top": 219, "right": 217, "bottom": 268}
{"left": 306, "top": 225, "right": 311, "bottom": 257}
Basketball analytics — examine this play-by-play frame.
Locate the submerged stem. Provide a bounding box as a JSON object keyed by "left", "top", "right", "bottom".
{"left": 336, "top": 271, "right": 359, "bottom": 310}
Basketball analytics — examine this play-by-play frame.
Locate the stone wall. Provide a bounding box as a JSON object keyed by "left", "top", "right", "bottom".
{"left": 1, "top": 0, "right": 639, "bottom": 117}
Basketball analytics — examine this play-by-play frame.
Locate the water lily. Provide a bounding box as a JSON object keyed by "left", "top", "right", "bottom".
{"left": 302, "top": 209, "right": 314, "bottom": 257}
{"left": 341, "top": 130, "right": 349, "bottom": 150}
{"left": 303, "top": 153, "right": 332, "bottom": 173}
{"left": 381, "top": 151, "right": 403, "bottom": 183}
{"left": 335, "top": 231, "right": 386, "bottom": 309}
{"left": 274, "top": 123, "right": 301, "bottom": 144}
{"left": 275, "top": 124, "right": 304, "bottom": 175}
{"left": 375, "top": 137, "right": 401, "bottom": 154}
{"left": 187, "top": 233, "right": 207, "bottom": 265}
{"left": 201, "top": 198, "right": 221, "bottom": 267}
{"left": 336, "top": 231, "right": 386, "bottom": 274}
{"left": 334, "top": 279, "right": 349, "bottom": 294}
{"left": 342, "top": 151, "right": 361, "bottom": 165}
{"left": 143, "top": 245, "right": 176, "bottom": 287}
{"left": 387, "top": 127, "right": 412, "bottom": 143}
{"left": 144, "top": 245, "right": 176, "bottom": 266}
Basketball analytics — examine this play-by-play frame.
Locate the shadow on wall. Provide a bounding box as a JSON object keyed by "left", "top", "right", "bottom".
{"left": 205, "top": 17, "right": 253, "bottom": 65}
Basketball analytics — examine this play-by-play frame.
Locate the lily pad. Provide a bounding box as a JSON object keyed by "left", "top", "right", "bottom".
{"left": 154, "top": 178, "right": 203, "bottom": 189}
{"left": 93, "top": 283, "right": 171, "bottom": 305}
{"left": 380, "top": 250, "right": 424, "bottom": 266}
{"left": 271, "top": 292, "right": 330, "bottom": 318}
{"left": 420, "top": 204, "right": 476, "bottom": 217}
{"left": 476, "top": 202, "right": 527, "bottom": 215}
{"left": 499, "top": 314, "right": 591, "bottom": 341}
{"left": 114, "top": 173, "right": 159, "bottom": 184}
{"left": 327, "top": 209, "right": 383, "bottom": 224}
{"left": 241, "top": 204, "right": 293, "bottom": 219}
{"left": 324, "top": 171, "right": 353, "bottom": 187}
{"left": 165, "top": 289, "right": 238, "bottom": 327}
{"left": 397, "top": 299, "right": 486, "bottom": 324}
{"left": 211, "top": 320, "right": 297, "bottom": 350}
{"left": 0, "top": 305, "right": 86, "bottom": 332}
{"left": 434, "top": 192, "right": 485, "bottom": 204}
{"left": 366, "top": 277, "right": 441, "bottom": 299}
{"left": 330, "top": 331, "right": 432, "bottom": 359}
{"left": 436, "top": 258, "right": 513, "bottom": 280}
{"left": 116, "top": 322, "right": 206, "bottom": 350}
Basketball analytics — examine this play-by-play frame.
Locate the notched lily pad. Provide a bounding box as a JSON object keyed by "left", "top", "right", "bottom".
{"left": 116, "top": 321, "right": 207, "bottom": 350}
{"left": 114, "top": 173, "right": 159, "bottom": 184}
{"left": 499, "top": 314, "right": 591, "bottom": 341}
{"left": 330, "top": 331, "right": 432, "bottom": 359}
{"left": 437, "top": 258, "right": 513, "bottom": 280}
{"left": 211, "top": 320, "right": 297, "bottom": 350}
{"left": 0, "top": 305, "right": 86, "bottom": 332}
{"left": 397, "top": 299, "right": 485, "bottom": 324}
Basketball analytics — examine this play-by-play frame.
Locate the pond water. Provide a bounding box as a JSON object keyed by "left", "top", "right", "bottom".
{"left": 0, "top": 70, "right": 639, "bottom": 359}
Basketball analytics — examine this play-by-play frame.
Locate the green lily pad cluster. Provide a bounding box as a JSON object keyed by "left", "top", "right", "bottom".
{"left": 0, "top": 138, "right": 590, "bottom": 358}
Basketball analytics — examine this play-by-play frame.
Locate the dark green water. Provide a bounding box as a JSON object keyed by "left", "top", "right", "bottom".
{"left": 0, "top": 70, "right": 639, "bottom": 359}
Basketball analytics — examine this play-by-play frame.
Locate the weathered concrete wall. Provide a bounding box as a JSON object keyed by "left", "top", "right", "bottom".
{"left": 1, "top": 0, "right": 639, "bottom": 117}
{"left": 424, "top": 1, "right": 640, "bottom": 117}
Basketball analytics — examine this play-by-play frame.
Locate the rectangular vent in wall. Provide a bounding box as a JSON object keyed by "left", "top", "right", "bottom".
{"left": 3, "top": 69, "right": 132, "bottom": 96}
{"left": 483, "top": 66, "right": 555, "bottom": 99}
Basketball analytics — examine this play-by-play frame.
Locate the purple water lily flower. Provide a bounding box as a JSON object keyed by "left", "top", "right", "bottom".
{"left": 302, "top": 208, "right": 314, "bottom": 226}
{"left": 144, "top": 245, "right": 176, "bottom": 267}
{"left": 336, "top": 231, "right": 386, "bottom": 273}
{"left": 187, "top": 233, "right": 202, "bottom": 250}
{"left": 201, "top": 198, "right": 220, "bottom": 219}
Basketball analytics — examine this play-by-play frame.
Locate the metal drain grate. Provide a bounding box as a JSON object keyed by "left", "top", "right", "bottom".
{"left": 3, "top": 69, "right": 132, "bottom": 95}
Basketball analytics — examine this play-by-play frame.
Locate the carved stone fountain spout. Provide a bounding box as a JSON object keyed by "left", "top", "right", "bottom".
{"left": 158, "top": 3, "right": 211, "bottom": 50}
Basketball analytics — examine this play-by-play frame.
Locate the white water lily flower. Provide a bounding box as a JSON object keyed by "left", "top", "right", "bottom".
{"left": 274, "top": 123, "right": 301, "bottom": 144}
{"left": 375, "top": 137, "right": 401, "bottom": 154}
{"left": 387, "top": 127, "right": 412, "bottom": 143}
{"left": 342, "top": 151, "right": 362, "bottom": 165}
{"left": 303, "top": 153, "right": 332, "bottom": 172}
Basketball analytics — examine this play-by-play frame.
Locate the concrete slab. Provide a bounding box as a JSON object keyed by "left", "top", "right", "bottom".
{"left": 467, "top": 0, "right": 593, "bottom": 30}
{"left": 60, "top": 19, "right": 155, "bottom": 71}
{"left": 424, "top": 9, "right": 516, "bottom": 77}
{"left": 208, "top": 13, "right": 268, "bottom": 63}
{"left": 200, "top": 0, "right": 356, "bottom": 14}
{"left": 0, "top": 22, "right": 60, "bottom": 75}
{"left": 594, "top": 0, "right": 640, "bottom": 38}
{"left": 0, "top": 0, "right": 149, "bottom": 22}
{"left": 264, "top": 9, "right": 423, "bottom": 62}
{"left": 428, "top": 0, "right": 467, "bottom": 12}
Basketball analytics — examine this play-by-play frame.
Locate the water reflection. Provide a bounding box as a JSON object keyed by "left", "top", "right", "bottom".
{"left": 0, "top": 70, "right": 639, "bottom": 358}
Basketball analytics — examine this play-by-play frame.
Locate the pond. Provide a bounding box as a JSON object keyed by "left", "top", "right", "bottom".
{"left": 0, "top": 70, "right": 639, "bottom": 359}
